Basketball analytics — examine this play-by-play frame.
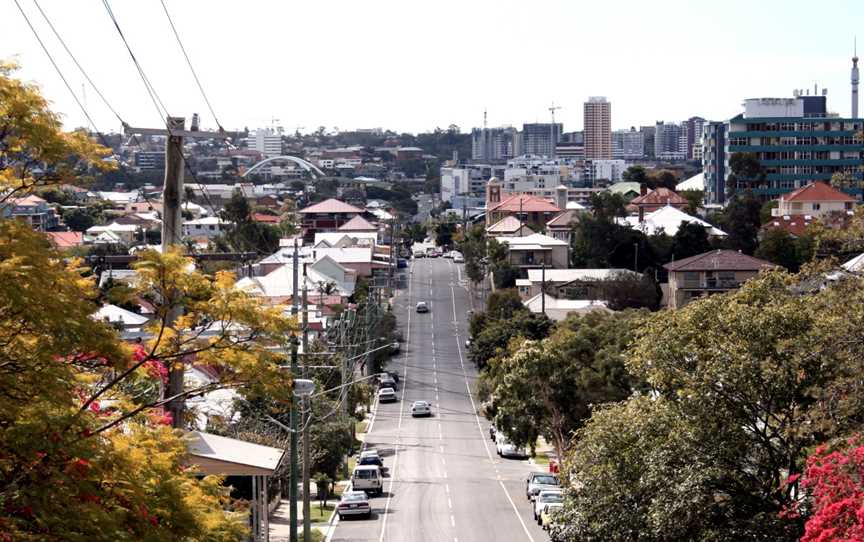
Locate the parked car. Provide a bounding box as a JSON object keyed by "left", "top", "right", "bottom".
{"left": 337, "top": 490, "right": 372, "bottom": 520}
{"left": 413, "top": 249, "right": 425, "bottom": 258}
{"left": 416, "top": 301, "right": 429, "bottom": 313}
{"left": 443, "top": 251, "right": 453, "bottom": 259}
{"left": 358, "top": 449, "right": 383, "bottom": 467}
{"left": 411, "top": 400, "right": 432, "bottom": 417}
{"left": 533, "top": 490, "right": 563, "bottom": 521}
{"left": 351, "top": 465, "right": 383, "bottom": 496}
{"left": 526, "top": 472, "right": 560, "bottom": 501}
{"left": 496, "top": 437, "right": 528, "bottom": 459}
{"left": 378, "top": 375, "right": 397, "bottom": 391}
{"left": 397, "top": 259, "right": 408, "bottom": 268}
{"left": 386, "top": 370, "right": 400, "bottom": 383}
{"left": 428, "top": 251, "right": 440, "bottom": 258}
{"left": 378, "top": 387, "right": 397, "bottom": 403}
{"left": 453, "top": 253, "right": 465, "bottom": 263}
{"left": 540, "top": 502, "right": 564, "bottom": 530}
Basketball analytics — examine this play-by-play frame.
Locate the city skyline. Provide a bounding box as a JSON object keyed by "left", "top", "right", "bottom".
{"left": 3, "top": 0, "right": 864, "bottom": 135}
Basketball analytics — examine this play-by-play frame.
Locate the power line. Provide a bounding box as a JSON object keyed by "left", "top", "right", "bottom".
{"left": 29, "top": 0, "right": 124, "bottom": 127}
{"left": 100, "top": 0, "right": 170, "bottom": 122}
{"left": 12, "top": 0, "right": 100, "bottom": 133}
{"left": 158, "top": 0, "right": 224, "bottom": 131}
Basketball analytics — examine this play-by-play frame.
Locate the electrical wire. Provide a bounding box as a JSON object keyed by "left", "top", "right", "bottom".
{"left": 30, "top": 0, "right": 125, "bottom": 127}
{"left": 100, "top": 0, "right": 170, "bottom": 122}
{"left": 13, "top": 0, "right": 100, "bottom": 133}
{"left": 158, "top": 0, "right": 223, "bottom": 131}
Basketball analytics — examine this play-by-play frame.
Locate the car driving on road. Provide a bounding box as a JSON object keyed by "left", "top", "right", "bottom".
{"left": 526, "top": 472, "right": 560, "bottom": 501}
{"left": 415, "top": 301, "right": 429, "bottom": 313}
{"left": 533, "top": 490, "right": 563, "bottom": 521}
{"left": 496, "top": 436, "right": 528, "bottom": 459}
{"left": 337, "top": 490, "right": 372, "bottom": 520}
{"left": 378, "top": 374, "right": 397, "bottom": 391}
{"left": 351, "top": 465, "right": 383, "bottom": 497}
{"left": 358, "top": 449, "right": 383, "bottom": 467}
{"left": 410, "top": 400, "right": 432, "bottom": 417}
{"left": 377, "top": 387, "right": 397, "bottom": 403}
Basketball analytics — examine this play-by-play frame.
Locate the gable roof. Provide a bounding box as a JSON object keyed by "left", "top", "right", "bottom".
{"left": 486, "top": 215, "right": 531, "bottom": 234}
{"left": 761, "top": 214, "right": 817, "bottom": 238}
{"left": 488, "top": 194, "right": 561, "bottom": 214}
{"left": 46, "top": 231, "right": 83, "bottom": 248}
{"left": 299, "top": 198, "right": 364, "bottom": 214}
{"left": 782, "top": 181, "right": 856, "bottom": 203}
{"left": 92, "top": 304, "right": 149, "bottom": 326}
{"left": 629, "top": 187, "right": 688, "bottom": 207}
{"left": 546, "top": 210, "right": 580, "bottom": 229}
{"left": 619, "top": 206, "right": 727, "bottom": 237}
{"left": 185, "top": 431, "right": 283, "bottom": 476}
{"left": 338, "top": 215, "right": 377, "bottom": 231}
{"left": 607, "top": 182, "right": 642, "bottom": 197}
{"left": 251, "top": 212, "right": 280, "bottom": 224}
{"left": 664, "top": 249, "right": 777, "bottom": 272}
{"left": 676, "top": 173, "right": 705, "bottom": 192}
{"left": 12, "top": 194, "right": 47, "bottom": 206}
{"left": 495, "top": 233, "right": 568, "bottom": 248}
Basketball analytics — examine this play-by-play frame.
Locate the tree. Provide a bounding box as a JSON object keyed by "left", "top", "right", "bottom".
{"left": 714, "top": 191, "right": 762, "bottom": 254}
{"left": 798, "top": 435, "right": 864, "bottom": 542}
{"left": 678, "top": 189, "right": 704, "bottom": 214}
{"left": 468, "top": 290, "right": 552, "bottom": 370}
{"left": 645, "top": 169, "right": 678, "bottom": 190}
{"left": 621, "top": 165, "right": 648, "bottom": 185}
{"left": 558, "top": 272, "right": 864, "bottom": 541}
{"left": 727, "top": 152, "right": 765, "bottom": 196}
{"left": 63, "top": 207, "right": 97, "bottom": 231}
{"left": 487, "top": 311, "right": 640, "bottom": 459}
{"left": 670, "top": 221, "right": 711, "bottom": 261}
{"left": 593, "top": 272, "right": 662, "bottom": 311}
{"left": 755, "top": 228, "right": 808, "bottom": 271}
{"left": 434, "top": 221, "right": 456, "bottom": 248}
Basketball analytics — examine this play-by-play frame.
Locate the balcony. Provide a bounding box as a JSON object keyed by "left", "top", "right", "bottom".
{"left": 681, "top": 278, "right": 740, "bottom": 290}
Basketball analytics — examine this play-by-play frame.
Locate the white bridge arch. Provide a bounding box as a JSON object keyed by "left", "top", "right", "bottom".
{"left": 242, "top": 155, "right": 326, "bottom": 178}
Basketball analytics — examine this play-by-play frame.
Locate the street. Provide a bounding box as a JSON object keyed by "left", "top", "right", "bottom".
{"left": 329, "top": 257, "right": 548, "bottom": 542}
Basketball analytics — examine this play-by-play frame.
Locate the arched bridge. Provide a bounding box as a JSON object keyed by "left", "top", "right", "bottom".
{"left": 241, "top": 155, "right": 326, "bottom": 178}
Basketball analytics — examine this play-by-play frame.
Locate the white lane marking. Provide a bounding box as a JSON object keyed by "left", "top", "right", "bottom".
{"left": 448, "top": 498, "right": 453, "bottom": 509}
{"left": 450, "top": 515, "right": 455, "bottom": 527}
{"left": 377, "top": 259, "right": 414, "bottom": 542}
{"left": 442, "top": 457, "right": 446, "bottom": 466}
{"left": 445, "top": 483, "right": 450, "bottom": 494}
{"left": 440, "top": 445, "right": 444, "bottom": 453}
{"left": 450, "top": 283, "right": 537, "bottom": 542}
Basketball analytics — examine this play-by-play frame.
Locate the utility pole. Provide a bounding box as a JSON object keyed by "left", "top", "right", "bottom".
{"left": 541, "top": 262, "right": 546, "bottom": 317}
{"left": 123, "top": 118, "right": 226, "bottom": 429}
{"left": 289, "top": 239, "right": 299, "bottom": 542}
{"left": 634, "top": 242, "right": 639, "bottom": 272}
{"left": 301, "top": 263, "right": 311, "bottom": 542}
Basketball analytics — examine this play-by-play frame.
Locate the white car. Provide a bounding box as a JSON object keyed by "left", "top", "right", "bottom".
{"left": 378, "top": 387, "right": 397, "bottom": 403}
{"left": 453, "top": 253, "right": 465, "bottom": 263}
{"left": 416, "top": 301, "right": 429, "bottom": 313}
{"left": 411, "top": 400, "right": 432, "bottom": 417}
{"left": 496, "top": 435, "right": 528, "bottom": 459}
{"left": 534, "top": 490, "right": 563, "bottom": 521}
{"left": 526, "top": 472, "right": 560, "bottom": 501}
{"left": 337, "top": 490, "right": 372, "bottom": 519}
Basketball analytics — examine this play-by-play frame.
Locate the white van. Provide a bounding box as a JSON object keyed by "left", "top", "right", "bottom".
{"left": 351, "top": 465, "right": 383, "bottom": 496}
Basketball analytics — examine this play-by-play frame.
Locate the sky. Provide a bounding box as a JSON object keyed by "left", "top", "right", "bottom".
{"left": 3, "top": 0, "right": 864, "bottom": 136}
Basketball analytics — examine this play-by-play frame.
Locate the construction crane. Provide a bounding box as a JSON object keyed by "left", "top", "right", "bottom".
{"left": 548, "top": 102, "right": 562, "bottom": 158}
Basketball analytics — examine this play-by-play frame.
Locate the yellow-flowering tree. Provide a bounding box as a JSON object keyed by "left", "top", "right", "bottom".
{"left": 0, "top": 62, "right": 296, "bottom": 540}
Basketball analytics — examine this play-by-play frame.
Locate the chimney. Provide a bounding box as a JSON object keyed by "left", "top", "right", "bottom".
{"left": 640, "top": 184, "right": 647, "bottom": 196}
{"left": 555, "top": 185, "right": 567, "bottom": 210}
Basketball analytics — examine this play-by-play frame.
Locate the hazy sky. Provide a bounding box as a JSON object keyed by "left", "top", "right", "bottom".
{"left": 3, "top": 0, "right": 864, "bottom": 135}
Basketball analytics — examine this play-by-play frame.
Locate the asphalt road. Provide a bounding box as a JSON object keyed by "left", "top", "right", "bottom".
{"left": 328, "top": 257, "right": 548, "bottom": 542}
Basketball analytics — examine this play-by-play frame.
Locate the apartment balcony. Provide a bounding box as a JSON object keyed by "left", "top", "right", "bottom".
{"left": 680, "top": 279, "right": 741, "bottom": 290}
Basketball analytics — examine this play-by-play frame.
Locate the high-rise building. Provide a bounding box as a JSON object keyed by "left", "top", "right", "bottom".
{"left": 725, "top": 95, "right": 864, "bottom": 199}
{"left": 522, "top": 123, "right": 562, "bottom": 158}
{"left": 640, "top": 125, "right": 656, "bottom": 158}
{"left": 612, "top": 128, "right": 645, "bottom": 159}
{"left": 471, "top": 127, "right": 520, "bottom": 161}
{"left": 702, "top": 121, "right": 727, "bottom": 204}
{"left": 654, "top": 121, "right": 686, "bottom": 160}
{"left": 583, "top": 97, "right": 612, "bottom": 159}
{"left": 683, "top": 117, "right": 706, "bottom": 160}
{"left": 247, "top": 129, "right": 283, "bottom": 158}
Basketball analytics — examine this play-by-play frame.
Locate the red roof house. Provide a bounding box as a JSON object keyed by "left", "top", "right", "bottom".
{"left": 775, "top": 181, "right": 856, "bottom": 219}
{"left": 485, "top": 194, "right": 561, "bottom": 230}
{"left": 626, "top": 187, "right": 689, "bottom": 215}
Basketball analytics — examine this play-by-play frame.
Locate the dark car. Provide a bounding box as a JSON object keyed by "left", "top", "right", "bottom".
{"left": 397, "top": 259, "right": 408, "bottom": 269}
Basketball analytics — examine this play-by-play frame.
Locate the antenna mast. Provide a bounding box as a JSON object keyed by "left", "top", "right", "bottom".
{"left": 548, "top": 102, "right": 562, "bottom": 159}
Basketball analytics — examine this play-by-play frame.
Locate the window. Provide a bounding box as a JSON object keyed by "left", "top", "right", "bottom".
{"left": 209, "top": 225, "right": 216, "bottom": 231}
{"left": 812, "top": 203, "right": 821, "bottom": 211}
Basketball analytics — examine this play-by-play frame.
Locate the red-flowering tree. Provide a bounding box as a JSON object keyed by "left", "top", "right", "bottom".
{"left": 801, "top": 436, "right": 864, "bottom": 542}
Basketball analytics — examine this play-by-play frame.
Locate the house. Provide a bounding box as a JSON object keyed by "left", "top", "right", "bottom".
{"left": 545, "top": 210, "right": 580, "bottom": 244}
{"left": 312, "top": 232, "right": 377, "bottom": 248}
{"left": 485, "top": 216, "right": 535, "bottom": 238}
{"left": 772, "top": 181, "right": 856, "bottom": 220}
{"left": 495, "top": 233, "right": 569, "bottom": 271}
{"left": 663, "top": 249, "right": 776, "bottom": 309}
{"left": 7, "top": 195, "right": 59, "bottom": 231}
{"left": 92, "top": 304, "right": 150, "bottom": 331}
{"left": 619, "top": 205, "right": 727, "bottom": 238}
{"left": 523, "top": 293, "right": 611, "bottom": 321}
{"left": 676, "top": 173, "right": 705, "bottom": 192}
{"left": 251, "top": 212, "right": 280, "bottom": 225}
{"left": 485, "top": 182, "right": 562, "bottom": 230}
{"left": 760, "top": 214, "right": 817, "bottom": 239}
{"left": 626, "top": 187, "right": 689, "bottom": 215}
{"left": 607, "top": 182, "right": 642, "bottom": 201}
{"left": 86, "top": 222, "right": 140, "bottom": 244}
{"left": 45, "top": 231, "right": 84, "bottom": 250}
{"left": 182, "top": 217, "right": 230, "bottom": 239}
{"left": 297, "top": 198, "right": 364, "bottom": 237}
{"left": 338, "top": 215, "right": 378, "bottom": 233}
{"left": 236, "top": 255, "right": 356, "bottom": 304}
{"left": 516, "top": 268, "right": 640, "bottom": 299}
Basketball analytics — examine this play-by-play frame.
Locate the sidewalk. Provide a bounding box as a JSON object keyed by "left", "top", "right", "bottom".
{"left": 269, "top": 482, "right": 351, "bottom": 541}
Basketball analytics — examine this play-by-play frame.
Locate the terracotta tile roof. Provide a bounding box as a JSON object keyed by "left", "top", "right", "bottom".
{"left": 251, "top": 213, "right": 280, "bottom": 224}
{"left": 299, "top": 198, "right": 364, "bottom": 214}
{"left": 45, "top": 231, "right": 83, "bottom": 248}
{"left": 628, "top": 187, "right": 688, "bottom": 207}
{"left": 486, "top": 215, "right": 527, "bottom": 234}
{"left": 13, "top": 195, "right": 47, "bottom": 206}
{"left": 338, "top": 215, "right": 377, "bottom": 231}
{"left": 664, "top": 249, "right": 777, "bottom": 272}
{"left": 761, "top": 215, "right": 817, "bottom": 238}
{"left": 782, "top": 181, "right": 856, "bottom": 203}
{"left": 488, "top": 194, "right": 560, "bottom": 214}
{"left": 546, "top": 210, "right": 580, "bottom": 229}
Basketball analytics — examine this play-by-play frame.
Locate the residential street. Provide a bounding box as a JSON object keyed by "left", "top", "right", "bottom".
{"left": 329, "top": 257, "right": 547, "bottom": 542}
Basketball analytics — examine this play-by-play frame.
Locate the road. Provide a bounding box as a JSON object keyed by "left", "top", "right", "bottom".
{"left": 329, "top": 257, "right": 548, "bottom": 542}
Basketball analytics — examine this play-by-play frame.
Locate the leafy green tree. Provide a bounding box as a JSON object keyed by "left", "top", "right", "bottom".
{"left": 645, "top": 169, "right": 678, "bottom": 190}
{"left": 62, "top": 207, "right": 97, "bottom": 231}
{"left": 670, "top": 221, "right": 711, "bottom": 261}
{"left": 434, "top": 221, "right": 456, "bottom": 248}
{"left": 727, "top": 152, "right": 765, "bottom": 196}
{"left": 621, "top": 165, "right": 648, "bottom": 185}
{"left": 755, "top": 228, "right": 802, "bottom": 271}
{"left": 593, "top": 272, "right": 662, "bottom": 311}
{"left": 714, "top": 191, "right": 762, "bottom": 254}
{"left": 487, "top": 311, "right": 641, "bottom": 459}
{"left": 678, "top": 189, "right": 704, "bottom": 214}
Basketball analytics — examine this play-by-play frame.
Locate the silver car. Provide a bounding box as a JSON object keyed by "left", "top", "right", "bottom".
{"left": 526, "top": 472, "right": 560, "bottom": 501}
{"left": 533, "top": 490, "right": 563, "bottom": 521}
{"left": 337, "top": 490, "right": 372, "bottom": 519}
{"left": 411, "top": 400, "right": 432, "bottom": 417}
